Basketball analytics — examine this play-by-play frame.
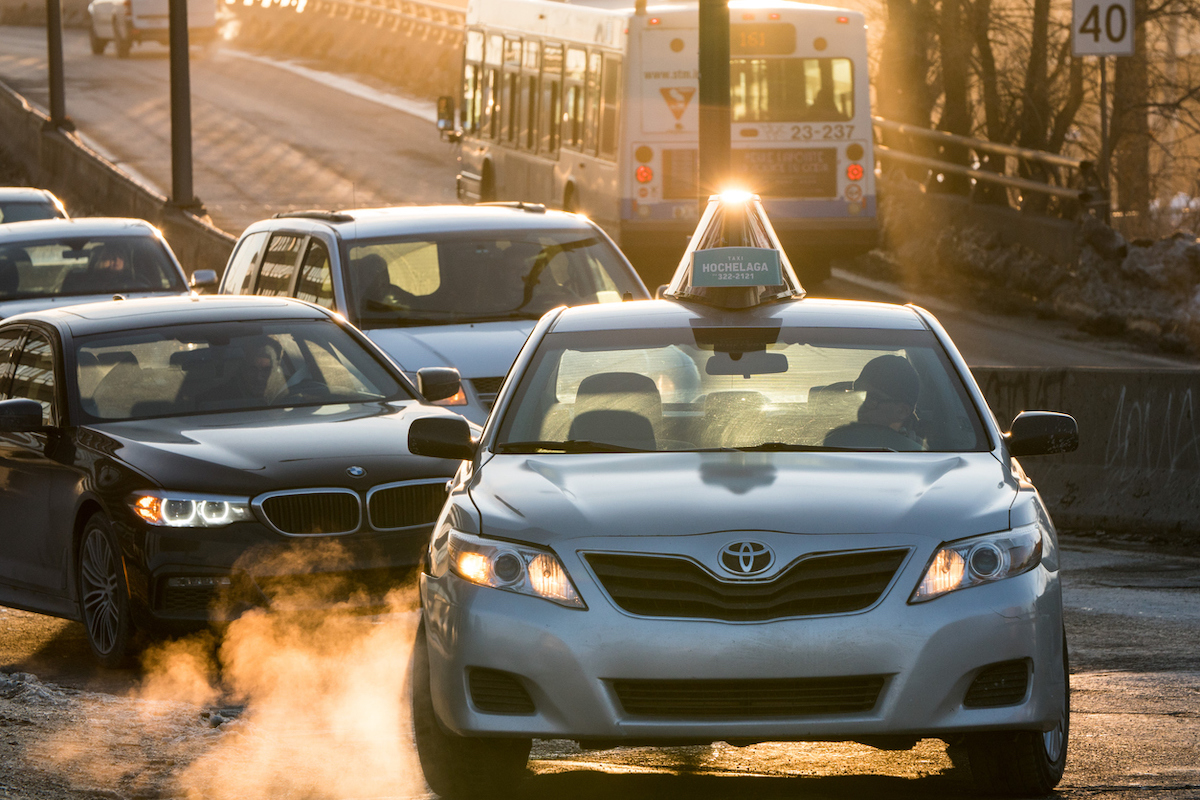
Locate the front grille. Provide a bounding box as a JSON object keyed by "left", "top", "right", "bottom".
{"left": 259, "top": 490, "right": 360, "bottom": 535}
{"left": 613, "top": 675, "right": 886, "bottom": 718}
{"left": 964, "top": 660, "right": 1030, "bottom": 708}
{"left": 472, "top": 377, "right": 505, "bottom": 409}
{"left": 367, "top": 481, "right": 447, "bottom": 530}
{"left": 469, "top": 669, "right": 536, "bottom": 714}
{"left": 587, "top": 549, "right": 908, "bottom": 621}
{"left": 159, "top": 585, "right": 218, "bottom": 616}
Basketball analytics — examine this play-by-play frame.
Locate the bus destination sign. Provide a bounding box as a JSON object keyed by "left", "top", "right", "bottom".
{"left": 730, "top": 23, "right": 796, "bottom": 55}
{"left": 692, "top": 247, "right": 783, "bottom": 287}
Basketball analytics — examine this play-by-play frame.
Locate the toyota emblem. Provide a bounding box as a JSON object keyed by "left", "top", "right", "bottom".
{"left": 347, "top": 466, "right": 366, "bottom": 478}
{"left": 719, "top": 540, "right": 775, "bottom": 576}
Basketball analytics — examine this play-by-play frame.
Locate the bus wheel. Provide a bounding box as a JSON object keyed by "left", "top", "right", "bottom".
{"left": 479, "top": 165, "right": 496, "bottom": 203}
{"left": 563, "top": 184, "right": 577, "bottom": 213}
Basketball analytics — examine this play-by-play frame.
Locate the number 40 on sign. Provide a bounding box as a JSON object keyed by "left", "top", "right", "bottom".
{"left": 1073, "top": 0, "right": 1135, "bottom": 56}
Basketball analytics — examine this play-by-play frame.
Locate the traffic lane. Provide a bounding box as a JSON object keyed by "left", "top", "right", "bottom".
{"left": 0, "top": 27, "right": 458, "bottom": 234}
{"left": 820, "top": 267, "right": 1199, "bottom": 368}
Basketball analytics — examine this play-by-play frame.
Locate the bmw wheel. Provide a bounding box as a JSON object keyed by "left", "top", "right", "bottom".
{"left": 78, "top": 513, "right": 136, "bottom": 668}
{"left": 963, "top": 638, "right": 1070, "bottom": 796}
{"left": 410, "top": 619, "right": 530, "bottom": 798}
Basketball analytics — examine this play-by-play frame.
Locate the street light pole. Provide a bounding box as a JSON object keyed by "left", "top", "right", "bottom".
{"left": 168, "top": 0, "right": 201, "bottom": 210}
{"left": 44, "top": 0, "right": 72, "bottom": 130}
{"left": 697, "top": 0, "right": 730, "bottom": 205}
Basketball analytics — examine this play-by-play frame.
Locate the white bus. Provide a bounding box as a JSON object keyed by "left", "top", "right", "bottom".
{"left": 441, "top": 0, "right": 876, "bottom": 287}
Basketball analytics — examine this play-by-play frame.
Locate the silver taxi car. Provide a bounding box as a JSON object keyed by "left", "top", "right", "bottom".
{"left": 407, "top": 194, "right": 1078, "bottom": 798}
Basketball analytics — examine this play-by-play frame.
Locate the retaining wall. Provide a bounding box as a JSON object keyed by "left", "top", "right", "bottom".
{"left": 974, "top": 367, "right": 1200, "bottom": 534}
{"left": 0, "top": 80, "right": 234, "bottom": 276}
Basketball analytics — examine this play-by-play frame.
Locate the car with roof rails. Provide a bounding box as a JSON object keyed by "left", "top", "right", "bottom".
{"left": 405, "top": 192, "right": 1079, "bottom": 799}
{"left": 217, "top": 204, "right": 650, "bottom": 424}
{"left": 0, "top": 217, "right": 198, "bottom": 322}
{"left": 0, "top": 188, "right": 68, "bottom": 224}
{"left": 0, "top": 294, "right": 470, "bottom": 666}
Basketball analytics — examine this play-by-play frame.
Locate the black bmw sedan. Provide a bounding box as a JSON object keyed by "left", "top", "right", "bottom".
{"left": 0, "top": 295, "right": 469, "bottom": 666}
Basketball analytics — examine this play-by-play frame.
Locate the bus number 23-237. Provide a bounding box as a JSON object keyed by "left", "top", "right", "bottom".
{"left": 791, "top": 124, "right": 855, "bottom": 141}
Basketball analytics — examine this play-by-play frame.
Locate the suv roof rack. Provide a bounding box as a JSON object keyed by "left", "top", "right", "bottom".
{"left": 272, "top": 210, "right": 356, "bottom": 223}
{"left": 477, "top": 201, "right": 547, "bottom": 214}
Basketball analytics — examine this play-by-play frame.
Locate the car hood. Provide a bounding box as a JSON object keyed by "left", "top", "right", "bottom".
{"left": 363, "top": 321, "right": 535, "bottom": 378}
{"left": 86, "top": 402, "right": 461, "bottom": 494}
{"left": 470, "top": 451, "right": 1017, "bottom": 544}
{"left": 0, "top": 291, "right": 186, "bottom": 320}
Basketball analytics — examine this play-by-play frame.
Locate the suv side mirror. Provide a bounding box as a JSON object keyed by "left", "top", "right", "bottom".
{"left": 0, "top": 399, "right": 45, "bottom": 432}
{"left": 436, "top": 96, "right": 462, "bottom": 142}
{"left": 417, "top": 366, "right": 462, "bottom": 403}
{"left": 1007, "top": 411, "right": 1078, "bottom": 457}
{"left": 409, "top": 415, "right": 475, "bottom": 461}
{"left": 190, "top": 269, "right": 218, "bottom": 293}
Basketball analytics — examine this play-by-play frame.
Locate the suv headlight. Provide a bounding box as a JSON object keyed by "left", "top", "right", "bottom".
{"left": 911, "top": 523, "right": 1043, "bottom": 603}
{"left": 130, "top": 492, "right": 254, "bottom": 528}
{"left": 448, "top": 530, "right": 585, "bottom": 609}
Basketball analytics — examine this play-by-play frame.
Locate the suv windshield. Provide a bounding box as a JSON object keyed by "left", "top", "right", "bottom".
{"left": 345, "top": 229, "right": 640, "bottom": 327}
{"left": 0, "top": 235, "right": 185, "bottom": 301}
{"left": 496, "top": 326, "right": 990, "bottom": 453}
{"left": 75, "top": 319, "right": 413, "bottom": 421}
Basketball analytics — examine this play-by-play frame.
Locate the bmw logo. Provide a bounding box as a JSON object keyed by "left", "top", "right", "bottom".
{"left": 719, "top": 540, "right": 775, "bottom": 576}
{"left": 346, "top": 466, "right": 367, "bottom": 478}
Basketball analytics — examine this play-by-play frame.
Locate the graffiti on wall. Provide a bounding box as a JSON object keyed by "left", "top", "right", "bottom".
{"left": 1104, "top": 386, "right": 1200, "bottom": 480}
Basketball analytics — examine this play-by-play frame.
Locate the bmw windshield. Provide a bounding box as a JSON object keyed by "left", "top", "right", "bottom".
{"left": 495, "top": 326, "right": 990, "bottom": 453}
{"left": 345, "top": 229, "right": 642, "bottom": 327}
{"left": 0, "top": 235, "right": 185, "bottom": 301}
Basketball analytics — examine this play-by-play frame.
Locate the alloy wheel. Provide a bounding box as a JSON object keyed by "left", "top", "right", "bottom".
{"left": 80, "top": 528, "right": 121, "bottom": 656}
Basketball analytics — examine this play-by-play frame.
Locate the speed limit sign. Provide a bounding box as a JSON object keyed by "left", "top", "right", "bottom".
{"left": 1073, "top": 0, "right": 1135, "bottom": 56}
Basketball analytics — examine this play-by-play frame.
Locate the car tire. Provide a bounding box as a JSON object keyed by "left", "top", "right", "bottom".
{"left": 410, "top": 619, "right": 531, "bottom": 799}
{"left": 78, "top": 512, "right": 137, "bottom": 668}
{"left": 89, "top": 26, "right": 108, "bottom": 55}
{"left": 962, "top": 638, "right": 1070, "bottom": 797}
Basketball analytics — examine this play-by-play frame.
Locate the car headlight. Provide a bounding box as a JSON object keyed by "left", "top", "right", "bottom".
{"left": 910, "top": 523, "right": 1043, "bottom": 603}
{"left": 448, "top": 529, "right": 585, "bottom": 609}
{"left": 129, "top": 492, "right": 255, "bottom": 528}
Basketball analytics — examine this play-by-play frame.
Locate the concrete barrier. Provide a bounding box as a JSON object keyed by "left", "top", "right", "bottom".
{"left": 974, "top": 367, "right": 1200, "bottom": 534}
{"left": 0, "top": 79, "right": 234, "bottom": 276}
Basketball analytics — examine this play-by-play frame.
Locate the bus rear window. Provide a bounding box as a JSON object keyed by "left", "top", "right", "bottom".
{"left": 731, "top": 57, "right": 854, "bottom": 122}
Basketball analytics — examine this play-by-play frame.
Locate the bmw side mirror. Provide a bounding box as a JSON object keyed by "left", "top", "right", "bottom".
{"left": 436, "top": 96, "right": 462, "bottom": 143}
{"left": 190, "top": 269, "right": 218, "bottom": 293}
{"left": 0, "top": 398, "right": 45, "bottom": 432}
{"left": 409, "top": 415, "right": 476, "bottom": 461}
{"left": 417, "top": 367, "right": 462, "bottom": 403}
{"left": 1006, "top": 411, "right": 1078, "bottom": 457}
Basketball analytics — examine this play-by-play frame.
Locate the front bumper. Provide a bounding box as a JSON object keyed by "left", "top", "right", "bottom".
{"left": 420, "top": 531, "right": 1065, "bottom": 743}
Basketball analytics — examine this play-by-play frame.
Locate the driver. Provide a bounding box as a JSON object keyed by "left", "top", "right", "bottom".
{"left": 823, "top": 355, "right": 924, "bottom": 451}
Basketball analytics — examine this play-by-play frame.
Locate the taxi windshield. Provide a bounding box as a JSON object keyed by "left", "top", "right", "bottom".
{"left": 495, "top": 326, "right": 990, "bottom": 453}
{"left": 344, "top": 229, "right": 641, "bottom": 327}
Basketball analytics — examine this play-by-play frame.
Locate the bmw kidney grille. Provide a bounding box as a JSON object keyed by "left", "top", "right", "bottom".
{"left": 255, "top": 480, "right": 448, "bottom": 536}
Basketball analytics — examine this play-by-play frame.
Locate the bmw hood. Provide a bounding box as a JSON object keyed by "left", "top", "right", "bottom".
{"left": 88, "top": 403, "right": 460, "bottom": 495}
{"left": 470, "top": 451, "right": 1018, "bottom": 545}
{"left": 364, "top": 321, "right": 534, "bottom": 378}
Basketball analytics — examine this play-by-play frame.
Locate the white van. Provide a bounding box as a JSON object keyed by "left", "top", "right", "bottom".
{"left": 87, "top": 0, "right": 218, "bottom": 58}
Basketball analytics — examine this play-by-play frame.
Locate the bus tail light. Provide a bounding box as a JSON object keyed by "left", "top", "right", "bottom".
{"left": 837, "top": 15, "right": 849, "bottom": 23}
{"left": 769, "top": 12, "right": 780, "bottom": 19}
{"left": 847, "top": 163, "right": 864, "bottom": 181}
{"left": 636, "top": 165, "right": 654, "bottom": 183}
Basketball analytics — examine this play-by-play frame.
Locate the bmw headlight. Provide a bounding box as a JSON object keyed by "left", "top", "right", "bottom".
{"left": 130, "top": 492, "right": 255, "bottom": 528}
{"left": 911, "top": 523, "right": 1043, "bottom": 603}
{"left": 448, "top": 530, "right": 585, "bottom": 609}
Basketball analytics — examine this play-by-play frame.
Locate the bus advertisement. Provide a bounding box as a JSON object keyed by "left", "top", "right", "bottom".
{"left": 440, "top": 0, "right": 876, "bottom": 288}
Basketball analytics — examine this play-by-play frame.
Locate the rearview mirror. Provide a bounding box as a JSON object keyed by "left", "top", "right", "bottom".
{"left": 409, "top": 415, "right": 475, "bottom": 461}
{"left": 190, "top": 269, "right": 218, "bottom": 293}
{"left": 705, "top": 350, "right": 788, "bottom": 377}
{"left": 417, "top": 367, "right": 462, "bottom": 403}
{"left": 0, "top": 398, "right": 45, "bottom": 432}
{"left": 1007, "top": 411, "right": 1078, "bottom": 457}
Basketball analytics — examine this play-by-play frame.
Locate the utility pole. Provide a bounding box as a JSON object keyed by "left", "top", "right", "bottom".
{"left": 168, "top": 0, "right": 202, "bottom": 211}
{"left": 44, "top": 0, "right": 72, "bottom": 130}
{"left": 697, "top": 0, "right": 730, "bottom": 204}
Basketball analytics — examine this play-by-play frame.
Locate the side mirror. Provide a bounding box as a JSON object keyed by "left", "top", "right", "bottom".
{"left": 1007, "top": 411, "right": 1078, "bottom": 457}
{"left": 190, "top": 269, "right": 219, "bottom": 293}
{"left": 0, "top": 398, "right": 45, "bottom": 432}
{"left": 409, "top": 415, "right": 476, "bottom": 461}
{"left": 436, "top": 96, "right": 461, "bottom": 142}
{"left": 417, "top": 366, "right": 462, "bottom": 403}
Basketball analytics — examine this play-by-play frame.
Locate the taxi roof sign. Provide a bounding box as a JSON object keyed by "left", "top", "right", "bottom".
{"left": 663, "top": 192, "right": 805, "bottom": 309}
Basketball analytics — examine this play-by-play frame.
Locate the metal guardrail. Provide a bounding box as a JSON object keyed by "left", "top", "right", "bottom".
{"left": 872, "top": 116, "right": 1107, "bottom": 219}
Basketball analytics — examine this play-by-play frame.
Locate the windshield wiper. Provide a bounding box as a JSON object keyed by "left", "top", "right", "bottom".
{"left": 733, "top": 442, "right": 898, "bottom": 453}
{"left": 495, "top": 439, "right": 652, "bottom": 454}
